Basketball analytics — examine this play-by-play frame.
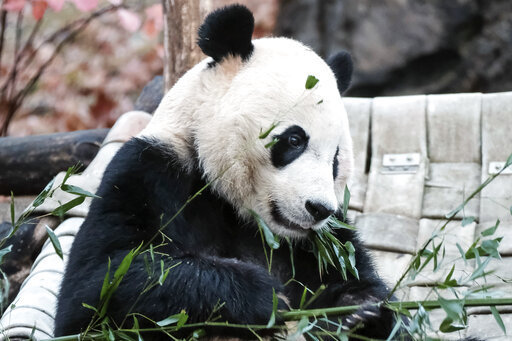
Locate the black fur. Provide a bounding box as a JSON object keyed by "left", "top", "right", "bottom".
{"left": 327, "top": 51, "right": 353, "bottom": 94}
{"left": 333, "top": 146, "right": 340, "bottom": 179}
{"left": 197, "top": 4, "right": 254, "bottom": 63}
{"left": 55, "top": 137, "right": 405, "bottom": 340}
{"left": 270, "top": 125, "right": 309, "bottom": 168}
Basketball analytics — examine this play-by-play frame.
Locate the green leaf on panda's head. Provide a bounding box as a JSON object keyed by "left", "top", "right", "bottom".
{"left": 265, "top": 137, "right": 279, "bottom": 149}
{"left": 305, "top": 75, "right": 319, "bottom": 89}
{"left": 259, "top": 122, "right": 279, "bottom": 139}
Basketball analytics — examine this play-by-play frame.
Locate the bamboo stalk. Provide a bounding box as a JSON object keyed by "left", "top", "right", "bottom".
{"left": 42, "top": 297, "right": 512, "bottom": 341}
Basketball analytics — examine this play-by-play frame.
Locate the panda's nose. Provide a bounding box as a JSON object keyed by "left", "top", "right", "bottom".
{"left": 305, "top": 201, "right": 334, "bottom": 222}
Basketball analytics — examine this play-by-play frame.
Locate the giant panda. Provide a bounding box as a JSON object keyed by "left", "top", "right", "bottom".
{"left": 55, "top": 4, "right": 404, "bottom": 340}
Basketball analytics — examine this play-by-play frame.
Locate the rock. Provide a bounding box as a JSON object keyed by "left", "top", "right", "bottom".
{"left": 134, "top": 75, "right": 164, "bottom": 114}
{"left": 276, "top": 0, "right": 512, "bottom": 97}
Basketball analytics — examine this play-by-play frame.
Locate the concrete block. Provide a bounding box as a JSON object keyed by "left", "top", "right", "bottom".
{"left": 370, "top": 249, "right": 412, "bottom": 289}
{"left": 356, "top": 213, "right": 419, "bottom": 254}
{"left": 467, "top": 314, "right": 512, "bottom": 340}
{"left": 426, "top": 93, "right": 481, "bottom": 163}
{"left": 480, "top": 92, "right": 512, "bottom": 223}
{"left": 364, "top": 95, "right": 427, "bottom": 218}
{"left": 344, "top": 97, "right": 371, "bottom": 211}
{"left": 422, "top": 162, "right": 481, "bottom": 219}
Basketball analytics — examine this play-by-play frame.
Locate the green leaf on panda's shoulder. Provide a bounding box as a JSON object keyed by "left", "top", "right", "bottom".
{"left": 305, "top": 75, "right": 319, "bottom": 89}
{"left": 249, "top": 209, "right": 280, "bottom": 249}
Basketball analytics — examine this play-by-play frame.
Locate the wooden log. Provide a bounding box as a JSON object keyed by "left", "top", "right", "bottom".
{"left": 0, "top": 129, "right": 108, "bottom": 195}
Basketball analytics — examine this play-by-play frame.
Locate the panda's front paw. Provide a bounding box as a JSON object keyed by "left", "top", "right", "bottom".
{"left": 340, "top": 303, "right": 408, "bottom": 340}
{"left": 341, "top": 303, "right": 382, "bottom": 331}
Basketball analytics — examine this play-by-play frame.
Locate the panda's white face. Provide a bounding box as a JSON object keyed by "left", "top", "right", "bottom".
{"left": 142, "top": 38, "right": 353, "bottom": 239}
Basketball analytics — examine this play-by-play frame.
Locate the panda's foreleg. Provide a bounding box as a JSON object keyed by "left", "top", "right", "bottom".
{"left": 103, "top": 253, "right": 288, "bottom": 338}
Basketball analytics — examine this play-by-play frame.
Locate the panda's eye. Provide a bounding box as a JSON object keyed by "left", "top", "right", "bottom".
{"left": 288, "top": 134, "right": 303, "bottom": 148}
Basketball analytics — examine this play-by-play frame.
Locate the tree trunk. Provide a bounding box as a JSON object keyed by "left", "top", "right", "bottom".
{"left": 162, "top": 0, "right": 211, "bottom": 92}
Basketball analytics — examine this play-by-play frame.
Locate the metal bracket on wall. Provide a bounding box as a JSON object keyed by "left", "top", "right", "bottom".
{"left": 488, "top": 161, "right": 512, "bottom": 175}
{"left": 381, "top": 153, "right": 421, "bottom": 174}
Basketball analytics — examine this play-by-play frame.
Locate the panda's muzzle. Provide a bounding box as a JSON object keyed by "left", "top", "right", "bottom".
{"left": 269, "top": 201, "right": 308, "bottom": 232}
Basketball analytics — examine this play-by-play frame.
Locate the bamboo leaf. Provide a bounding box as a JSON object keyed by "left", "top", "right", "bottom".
{"left": 0, "top": 245, "right": 12, "bottom": 264}
{"left": 481, "top": 220, "right": 500, "bottom": 236}
{"left": 100, "top": 258, "right": 112, "bottom": 301}
{"left": 267, "top": 288, "right": 278, "bottom": 328}
{"left": 343, "top": 186, "right": 350, "bottom": 220}
{"left": 45, "top": 225, "right": 63, "bottom": 259}
{"left": 305, "top": 75, "right": 319, "bottom": 89}
{"left": 250, "top": 210, "right": 280, "bottom": 249}
{"left": 157, "top": 310, "right": 188, "bottom": 328}
{"left": 456, "top": 243, "right": 467, "bottom": 264}
{"left": 445, "top": 204, "right": 463, "bottom": 219}
{"left": 98, "top": 245, "right": 141, "bottom": 318}
{"left": 61, "top": 184, "right": 100, "bottom": 198}
{"left": 469, "top": 257, "right": 492, "bottom": 281}
{"left": 480, "top": 238, "right": 502, "bottom": 259}
{"left": 259, "top": 122, "right": 279, "bottom": 139}
{"left": 62, "top": 164, "right": 81, "bottom": 185}
{"left": 490, "top": 305, "right": 506, "bottom": 334}
{"left": 461, "top": 216, "right": 476, "bottom": 227}
{"left": 32, "top": 179, "right": 55, "bottom": 208}
{"left": 192, "top": 329, "right": 206, "bottom": 339}
{"left": 327, "top": 216, "right": 356, "bottom": 230}
{"left": 506, "top": 153, "right": 512, "bottom": 168}
{"left": 159, "top": 260, "right": 170, "bottom": 285}
{"left": 81, "top": 303, "right": 98, "bottom": 312}
{"left": 265, "top": 137, "right": 279, "bottom": 149}
{"left": 51, "top": 196, "right": 85, "bottom": 217}
{"left": 386, "top": 318, "right": 403, "bottom": 341}
{"left": 299, "top": 286, "right": 308, "bottom": 309}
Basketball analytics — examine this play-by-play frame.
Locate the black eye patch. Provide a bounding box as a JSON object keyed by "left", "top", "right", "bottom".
{"left": 333, "top": 146, "right": 339, "bottom": 179}
{"left": 270, "top": 125, "right": 309, "bottom": 168}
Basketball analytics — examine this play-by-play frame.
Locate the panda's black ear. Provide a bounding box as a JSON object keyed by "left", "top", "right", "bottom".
{"left": 327, "top": 51, "right": 353, "bottom": 94}
{"left": 197, "top": 4, "right": 254, "bottom": 63}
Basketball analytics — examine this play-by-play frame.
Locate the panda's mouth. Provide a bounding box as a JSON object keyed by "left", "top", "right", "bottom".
{"left": 269, "top": 201, "right": 307, "bottom": 232}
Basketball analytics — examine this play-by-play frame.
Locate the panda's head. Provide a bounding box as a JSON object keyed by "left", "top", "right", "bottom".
{"left": 141, "top": 5, "right": 354, "bottom": 239}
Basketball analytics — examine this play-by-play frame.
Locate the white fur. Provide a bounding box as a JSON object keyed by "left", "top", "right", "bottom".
{"left": 140, "top": 38, "right": 354, "bottom": 239}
